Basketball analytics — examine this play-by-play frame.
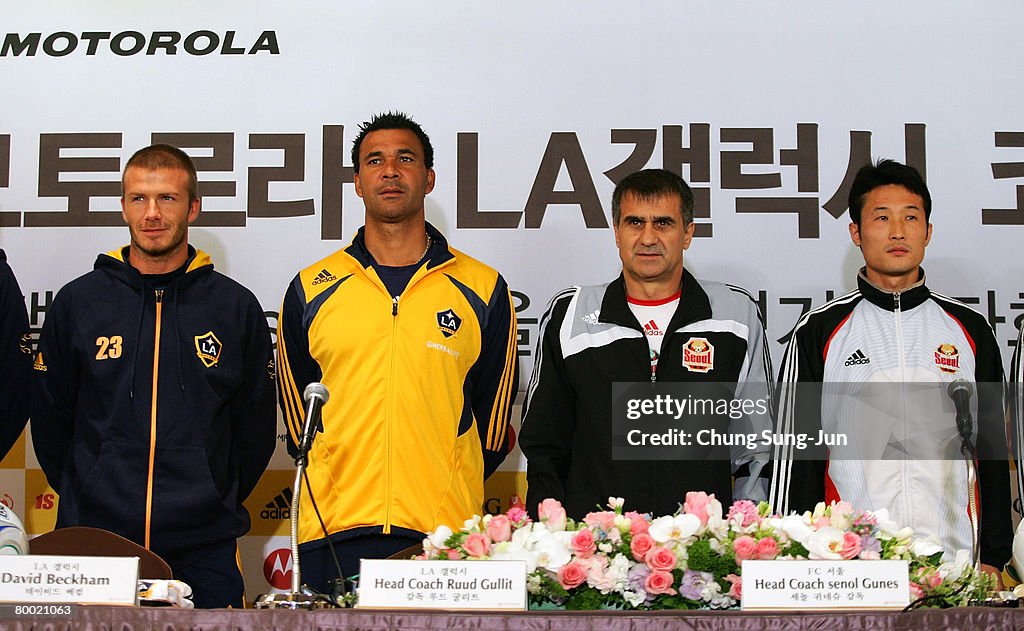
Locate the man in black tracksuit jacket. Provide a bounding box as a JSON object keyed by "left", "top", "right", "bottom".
{"left": 0, "top": 250, "right": 31, "bottom": 461}
{"left": 520, "top": 170, "right": 773, "bottom": 519}
{"left": 31, "top": 145, "right": 276, "bottom": 608}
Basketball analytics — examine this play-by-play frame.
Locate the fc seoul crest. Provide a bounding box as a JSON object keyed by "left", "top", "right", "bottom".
{"left": 682, "top": 337, "right": 714, "bottom": 373}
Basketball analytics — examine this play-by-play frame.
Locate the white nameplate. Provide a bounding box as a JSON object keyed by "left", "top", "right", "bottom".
{"left": 357, "top": 559, "right": 527, "bottom": 610}
{"left": 0, "top": 555, "right": 139, "bottom": 605}
{"left": 741, "top": 560, "right": 909, "bottom": 610}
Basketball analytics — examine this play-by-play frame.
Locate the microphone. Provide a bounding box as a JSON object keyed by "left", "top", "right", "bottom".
{"left": 947, "top": 379, "right": 974, "bottom": 440}
{"left": 299, "top": 382, "right": 330, "bottom": 454}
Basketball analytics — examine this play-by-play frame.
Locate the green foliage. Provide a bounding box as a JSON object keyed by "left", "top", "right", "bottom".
{"left": 565, "top": 587, "right": 610, "bottom": 610}
{"left": 685, "top": 539, "right": 737, "bottom": 582}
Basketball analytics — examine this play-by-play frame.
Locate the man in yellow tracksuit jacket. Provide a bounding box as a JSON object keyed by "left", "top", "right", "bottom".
{"left": 277, "top": 112, "right": 518, "bottom": 591}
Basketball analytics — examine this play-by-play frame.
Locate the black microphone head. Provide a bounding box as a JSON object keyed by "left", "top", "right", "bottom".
{"left": 947, "top": 379, "right": 973, "bottom": 399}
{"left": 304, "top": 381, "right": 330, "bottom": 404}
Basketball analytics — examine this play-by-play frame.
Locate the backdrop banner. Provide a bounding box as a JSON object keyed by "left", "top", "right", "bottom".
{"left": 2, "top": 1, "right": 1022, "bottom": 599}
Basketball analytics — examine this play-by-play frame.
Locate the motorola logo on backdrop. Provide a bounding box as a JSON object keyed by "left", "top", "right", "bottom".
{"left": 263, "top": 549, "right": 292, "bottom": 590}
{"left": 1, "top": 30, "right": 279, "bottom": 57}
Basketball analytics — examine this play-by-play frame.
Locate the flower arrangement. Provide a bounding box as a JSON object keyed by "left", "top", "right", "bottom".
{"left": 418, "top": 493, "right": 994, "bottom": 610}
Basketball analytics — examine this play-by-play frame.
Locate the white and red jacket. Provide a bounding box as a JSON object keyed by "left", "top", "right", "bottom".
{"left": 769, "top": 269, "right": 1013, "bottom": 567}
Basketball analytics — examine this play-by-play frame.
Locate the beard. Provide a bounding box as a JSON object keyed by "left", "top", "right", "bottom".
{"left": 128, "top": 221, "right": 188, "bottom": 260}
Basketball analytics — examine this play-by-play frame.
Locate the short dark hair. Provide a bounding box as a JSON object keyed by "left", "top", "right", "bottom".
{"left": 848, "top": 159, "right": 931, "bottom": 226}
{"left": 611, "top": 169, "right": 695, "bottom": 225}
{"left": 351, "top": 111, "right": 434, "bottom": 173}
{"left": 123, "top": 144, "right": 199, "bottom": 204}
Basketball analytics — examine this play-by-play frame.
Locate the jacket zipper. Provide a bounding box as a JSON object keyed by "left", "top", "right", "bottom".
{"left": 144, "top": 289, "right": 163, "bottom": 549}
{"left": 893, "top": 290, "right": 911, "bottom": 525}
{"left": 384, "top": 295, "right": 400, "bottom": 534}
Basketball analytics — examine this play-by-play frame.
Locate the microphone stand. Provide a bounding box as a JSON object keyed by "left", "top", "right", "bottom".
{"left": 959, "top": 419, "right": 980, "bottom": 573}
{"left": 948, "top": 379, "right": 980, "bottom": 572}
{"left": 255, "top": 387, "right": 335, "bottom": 609}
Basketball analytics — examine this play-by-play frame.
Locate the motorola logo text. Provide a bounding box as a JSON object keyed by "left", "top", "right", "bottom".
{"left": 2, "top": 30, "right": 279, "bottom": 57}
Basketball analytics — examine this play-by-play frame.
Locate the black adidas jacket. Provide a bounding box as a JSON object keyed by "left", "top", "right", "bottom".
{"left": 520, "top": 270, "right": 773, "bottom": 518}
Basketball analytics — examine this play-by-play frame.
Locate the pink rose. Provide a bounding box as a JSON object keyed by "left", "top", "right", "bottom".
{"left": 909, "top": 582, "right": 924, "bottom": 600}
{"left": 506, "top": 506, "right": 530, "bottom": 526}
{"left": 839, "top": 532, "right": 861, "bottom": 560}
{"left": 644, "top": 569, "right": 677, "bottom": 596}
{"left": 732, "top": 535, "right": 757, "bottom": 563}
{"left": 725, "top": 573, "right": 742, "bottom": 599}
{"left": 538, "top": 498, "right": 567, "bottom": 531}
{"left": 683, "top": 491, "right": 713, "bottom": 526}
{"left": 557, "top": 560, "right": 588, "bottom": 590}
{"left": 645, "top": 545, "right": 677, "bottom": 572}
{"left": 583, "top": 510, "right": 616, "bottom": 532}
{"left": 755, "top": 537, "right": 779, "bottom": 560}
{"left": 462, "top": 532, "right": 491, "bottom": 558}
{"left": 570, "top": 528, "right": 597, "bottom": 558}
{"left": 446, "top": 549, "right": 462, "bottom": 560}
{"left": 485, "top": 514, "right": 512, "bottom": 543}
{"left": 626, "top": 511, "right": 650, "bottom": 536}
{"left": 630, "top": 532, "right": 655, "bottom": 562}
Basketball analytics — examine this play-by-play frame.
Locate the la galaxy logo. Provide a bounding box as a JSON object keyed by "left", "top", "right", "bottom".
{"left": 194, "top": 331, "right": 223, "bottom": 368}
{"left": 682, "top": 337, "right": 714, "bottom": 373}
{"left": 436, "top": 308, "right": 462, "bottom": 338}
{"left": 934, "top": 343, "right": 960, "bottom": 374}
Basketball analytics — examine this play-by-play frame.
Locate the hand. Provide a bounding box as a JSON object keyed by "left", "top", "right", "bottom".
{"left": 980, "top": 563, "right": 1004, "bottom": 590}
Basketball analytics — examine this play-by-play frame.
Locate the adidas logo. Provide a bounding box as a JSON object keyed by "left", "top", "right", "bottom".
{"left": 311, "top": 268, "right": 337, "bottom": 286}
{"left": 844, "top": 349, "right": 870, "bottom": 366}
{"left": 259, "top": 487, "right": 292, "bottom": 520}
{"left": 643, "top": 320, "right": 664, "bottom": 336}
{"left": 582, "top": 310, "right": 600, "bottom": 325}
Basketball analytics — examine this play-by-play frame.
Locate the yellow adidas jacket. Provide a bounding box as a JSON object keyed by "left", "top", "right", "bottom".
{"left": 276, "top": 224, "right": 518, "bottom": 546}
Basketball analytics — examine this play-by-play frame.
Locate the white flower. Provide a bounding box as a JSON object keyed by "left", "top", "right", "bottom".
{"left": 598, "top": 542, "right": 613, "bottom": 554}
{"left": 828, "top": 506, "right": 854, "bottom": 531}
{"left": 811, "top": 502, "right": 827, "bottom": 519}
{"left": 705, "top": 514, "right": 729, "bottom": 540}
{"left": 649, "top": 514, "right": 701, "bottom": 543}
{"left": 463, "top": 514, "right": 481, "bottom": 532}
{"left": 608, "top": 497, "right": 625, "bottom": 510}
{"left": 805, "top": 526, "right": 844, "bottom": 560}
{"left": 526, "top": 573, "right": 543, "bottom": 594}
{"left": 607, "top": 553, "right": 632, "bottom": 593}
{"left": 490, "top": 547, "right": 538, "bottom": 573}
{"left": 871, "top": 509, "right": 902, "bottom": 538}
{"left": 910, "top": 537, "right": 944, "bottom": 559}
{"left": 777, "top": 515, "right": 814, "bottom": 545}
{"left": 701, "top": 579, "right": 732, "bottom": 608}
{"left": 614, "top": 514, "right": 631, "bottom": 533}
{"left": 426, "top": 525, "right": 453, "bottom": 550}
{"left": 623, "top": 589, "right": 646, "bottom": 607}
{"left": 938, "top": 549, "right": 972, "bottom": 583}
{"left": 532, "top": 529, "right": 573, "bottom": 572}
{"left": 708, "top": 537, "right": 728, "bottom": 555}
{"left": 489, "top": 523, "right": 567, "bottom": 573}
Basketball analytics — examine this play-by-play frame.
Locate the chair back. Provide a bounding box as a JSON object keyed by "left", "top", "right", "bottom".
{"left": 29, "top": 526, "right": 173, "bottom": 579}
